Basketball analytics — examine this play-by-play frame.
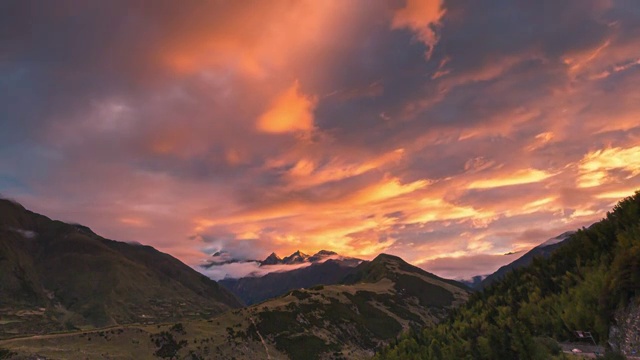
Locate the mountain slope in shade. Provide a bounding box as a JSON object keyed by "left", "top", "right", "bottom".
{"left": 219, "top": 257, "right": 361, "bottom": 305}
{"left": 480, "top": 231, "right": 574, "bottom": 289}
{"left": 0, "top": 198, "right": 241, "bottom": 338}
{"left": 2, "top": 253, "right": 470, "bottom": 359}
{"left": 458, "top": 274, "right": 488, "bottom": 289}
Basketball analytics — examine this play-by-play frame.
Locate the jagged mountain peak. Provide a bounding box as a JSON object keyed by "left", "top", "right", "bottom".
{"left": 259, "top": 249, "right": 343, "bottom": 266}
{"left": 260, "top": 252, "right": 282, "bottom": 265}
{"left": 308, "top": 250, "right": 338, "bottom": 262}
{"left": 315, "top": 249, "right": 337, "bottom": 256}
{"left": 282, "top": 250, "right": 310, "bottom": 264}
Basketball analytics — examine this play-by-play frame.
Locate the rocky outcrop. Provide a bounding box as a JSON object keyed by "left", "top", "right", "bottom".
{"left": 609, "top": 301, "right": 640, "bottom": 357}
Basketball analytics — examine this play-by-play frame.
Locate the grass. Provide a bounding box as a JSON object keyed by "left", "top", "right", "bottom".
{"left": 274, "top": 334, "right": 333, "bottom": 360}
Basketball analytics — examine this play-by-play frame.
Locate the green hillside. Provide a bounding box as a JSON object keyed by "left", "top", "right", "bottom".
{"left": 375, "top": 191, "right": 640, "bottom": 359}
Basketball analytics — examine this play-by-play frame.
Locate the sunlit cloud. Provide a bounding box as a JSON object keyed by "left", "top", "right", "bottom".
{"left": 391, "top": 0, "right": 446, "bottom": 58}
{"left": 119, "top": 217, "right": 148, "bottom": 227}
{"left": 349, "top": 177, "right": 429, "bottom": 205}
{"left": 282, "top": 149, "right": 406, "bottom": 190}
{"left": 257, "top": 81, "right": 317, "bottom": 134}
{"left": 467, "top": 169, "right": 555, "bottom": 190}
{"left": 595, "top": 189, "right": 639, "bottom": 200}
{"left": 405, "top": 197, "right": 486, "bottom": 225}
{"left": 578, "top": 146, "right": 640, "bottom": 188}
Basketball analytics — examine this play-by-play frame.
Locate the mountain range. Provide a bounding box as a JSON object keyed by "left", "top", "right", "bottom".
{"left": 217, "top": 232, "right": 575, "bottom": 305}
{"left": 214, "top": 249, "right": 362, "bottom": 305}
{"left": 202, "top": 248, "right": 357, "bottom": 268}
{"left": 0, "top": 196, "right": 604, "bottom": 360}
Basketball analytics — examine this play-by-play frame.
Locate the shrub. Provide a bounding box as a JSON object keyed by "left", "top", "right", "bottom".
{"left": 0, "top": 348, "right": 16, "bottom": 360}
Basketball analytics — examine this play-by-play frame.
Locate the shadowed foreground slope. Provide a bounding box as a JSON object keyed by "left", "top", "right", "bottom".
{"left": 0, "top": 198, "right": 241, "bottom": 338}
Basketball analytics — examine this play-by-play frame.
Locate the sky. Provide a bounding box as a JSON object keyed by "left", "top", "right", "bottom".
{"left": 1, "top": 0, "right": 640, "bottom": 280}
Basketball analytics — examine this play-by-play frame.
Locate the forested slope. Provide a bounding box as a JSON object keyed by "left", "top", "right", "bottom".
{"left": 375, "top": 191, "right": 640, "bottom": 359}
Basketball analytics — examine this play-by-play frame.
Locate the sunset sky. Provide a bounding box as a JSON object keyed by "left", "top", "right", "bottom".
{"left": 2, "top": 0, "right": 640, "bottom": 279}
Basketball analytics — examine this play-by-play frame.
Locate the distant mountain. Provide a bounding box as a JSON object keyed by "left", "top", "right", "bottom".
{"left": 260, "top": 252, "right": 281, "bottom": 265}
{"left": 459, "top": 274, "right": 488, "bottom": 289}
{"left": 201, "top": 249, "right": 345, "bottom": 269}
{"left": 0, "top": 198, "right": 241, "bottom": 338}
{"left": 219, "top": 257, "right": 361, "bottom": 305}
{"left": 202, "top": 250, "right": 253, "bottom": 266}
{"left": 281, "top": 250, "right": 309, "bottom": 264}
{"left": 480, "top": 231, "right": 574, "bottom": 289}
{"left": 308, "top": 249, "right": 337, "bottom": 262}
{"left": 262, "top": 249, "right": 344, "bottom": 265}
{"left": 6, "top": 253, "right": 471, "bottom": 359}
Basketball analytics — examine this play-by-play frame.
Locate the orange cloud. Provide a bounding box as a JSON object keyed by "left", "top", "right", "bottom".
{"left": 391, "top": 0, "right": 446, "bottom": 58}
{"left": 595, "top": 189, "right": 638, "bottom": 200}
{"left": 280, "top": 149, "right": 406, "bottom": 190}
{"left": 467, "top": 169, "right": 554, "bottom": 189}
{"left": 525, "top": 132, "right": 554, "bottom": 152}
{"left": 405, "top": 197, "right": 486, "bottom": 224}
{"left": 257, "top": 81, "right": 317, "bottom": 134}
{"left": 159, "top": 1, "right": 356, "bottom": 77}
{"left": 578, "top": 146, "right": 640, "bottom": 188}
{"left": 348, "top": 177, "right": 429, "bottom": 205}
{"left": 563, "top": 40, "right": 611, "bottom": 75}
{"left": 119, "top": 217, "right": 148, "bottom": 227}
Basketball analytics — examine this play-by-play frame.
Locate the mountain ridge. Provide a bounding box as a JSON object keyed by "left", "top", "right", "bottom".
{"left": 479, "top": 231, "right": 574, "bottom": 289}
{"left": 0, "top": 198, "right": 241, "bottom": 338}
{"left": 219, "top": 256, "right": 363, "bottom": 305}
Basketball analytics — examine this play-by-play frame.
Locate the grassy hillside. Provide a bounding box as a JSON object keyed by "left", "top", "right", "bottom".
{"left": 375, "top": 191, "right": 640, "bottom": 359}
{"left": 1, "top": 253, "right": 469, "bottom": 359}
{"left": 0, "top": 199, "right": 241, "bottom": 338}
